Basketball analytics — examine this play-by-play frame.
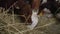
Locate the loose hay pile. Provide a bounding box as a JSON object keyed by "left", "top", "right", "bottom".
{"left": 0, "top": 9, "right": 60, "bottom": 34}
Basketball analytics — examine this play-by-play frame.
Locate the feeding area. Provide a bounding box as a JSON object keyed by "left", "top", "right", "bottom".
{"left": 0, "top": 0, "right": 60, "bottom": 34}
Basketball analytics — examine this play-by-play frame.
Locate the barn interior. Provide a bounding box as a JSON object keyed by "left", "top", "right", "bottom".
{"left": 0, "top": 0, "right": 60, "bottom": 34}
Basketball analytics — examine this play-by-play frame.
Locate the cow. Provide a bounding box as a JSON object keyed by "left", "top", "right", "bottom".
{"left": 0, "top": 0, "right": 60, "bottom": 30}
{"left": 13, "top": 0, "right": 30, "bottom": 21}
{"left": 0, "top": 0, "right": 41, "bottom": 30}
{"left": 39, "top": 0, "right": 60, "bottom": 24}
{"left": 25, "top": 0, "right": 41, "bottom": 30}
{"left": 27, "top": 0, "right": 60, "bottom": 30}
{"left": 0, "top": 0, "right": 32, "bottom": 24}
{"left": 12, "top": 0, "right": 40, "bottom": 30}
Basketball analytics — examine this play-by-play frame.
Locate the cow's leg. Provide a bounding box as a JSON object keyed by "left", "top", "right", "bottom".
{"left": 27, "top": 9, "right": 39, "bottom": 30}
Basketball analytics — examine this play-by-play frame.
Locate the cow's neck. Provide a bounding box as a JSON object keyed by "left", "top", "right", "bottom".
{"left": 32, "top": 0, "right": 40, "bottom": 9}
{"left": 32, "top": 0, "right": 40, "bottom": 14}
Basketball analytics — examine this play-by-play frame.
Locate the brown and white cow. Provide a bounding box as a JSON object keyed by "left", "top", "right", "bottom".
{"left": 27, "top": 0, "right": 41, "bottom": 30}
{"left": 28, "top": 0, "right": 60, "bottom": 30}
{"left": 0, "top": 0, "right": 41, "bottom": 30}
{"left": 0, "top": 0, "right": 60, "bottom": 30}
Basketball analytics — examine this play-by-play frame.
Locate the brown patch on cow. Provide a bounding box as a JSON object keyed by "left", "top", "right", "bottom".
{"left": 16, "top": 0, "right": 32, "bottom": 24}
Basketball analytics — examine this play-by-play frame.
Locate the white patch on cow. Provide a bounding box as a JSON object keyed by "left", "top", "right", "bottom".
{"left": 42, "top": 0, "right": 47, "bottom": 4}
{"left": 56, "top": 0, "right": 60, "bottom": 3}
{"left": 56, "top": 13, "right": 60, "bottom": 18}
{"left": 43, "top": 8, "right": 51, "bottom": 13}
{"left": 27, "top": 9, "right": 39, "bottom": 30}
{"left": 56, "top": 0, "right": 58, "bottom": 1}
{"left": 58, "top": 0, "right": 60, "bottom": 3}
{"left": 59, "top": 0, "right": 60, "bottom": 3}
{"left": 43, "top": 8, "right": 53, "bottom": 18}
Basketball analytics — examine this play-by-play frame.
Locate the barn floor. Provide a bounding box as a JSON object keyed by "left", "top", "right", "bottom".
{"left": 0, "top": 10, "right": 60, "bottom": 34}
